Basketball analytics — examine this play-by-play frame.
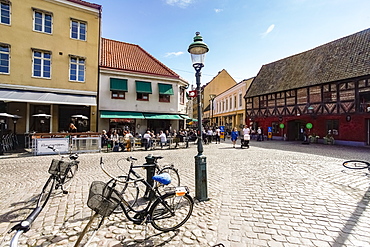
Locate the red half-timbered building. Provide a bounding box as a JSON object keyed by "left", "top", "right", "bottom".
{"left": 245, "top": 28, "right": 370, "bottom": 146}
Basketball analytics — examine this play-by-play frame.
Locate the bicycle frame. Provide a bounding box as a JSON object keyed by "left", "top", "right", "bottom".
{"left": 100, "top": 158, "right": 177, "bottom": 225}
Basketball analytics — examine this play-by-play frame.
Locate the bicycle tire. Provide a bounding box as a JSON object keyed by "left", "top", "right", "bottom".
{"left": 150, "top": 192, "right": 193, "bottom": 232}
{"left": 62, "top": 163, "right": 78, "bottom": 192}
{"left": 36, "top": 176, "right": 55, "bottom": 208}
{"left": 159, "top": 166, "right": 180, "bottom": 187}
{"left": 343, "top": 160, "right": 370, "bottom": 169}
{"left": 74, "top": 212, "right": 104, "bottom": 247}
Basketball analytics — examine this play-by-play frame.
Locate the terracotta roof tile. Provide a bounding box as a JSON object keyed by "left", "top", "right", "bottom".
{"left": 247, "top": 28, "right": 370, "bottom": 97}
{"left": 100, "top": 38, "right": 180, "bottom": 79}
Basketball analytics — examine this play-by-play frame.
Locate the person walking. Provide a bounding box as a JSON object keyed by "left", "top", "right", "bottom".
{"left": 257, "top": 127, "right": 263, "bottom": 141}
{"left": 207, "top": 128, "right": 213, "bottom": 144}
{"left": 215, "top": 126, "right": 221, "bottom": 144}
{"left": 231, "top": 127, "right": 239, "bottom": 148}
{"left": 242, "top": 125, "right": 251, "bottom": 148}
{"left": 159, "top": 130, "right": 167, "bottom": 148}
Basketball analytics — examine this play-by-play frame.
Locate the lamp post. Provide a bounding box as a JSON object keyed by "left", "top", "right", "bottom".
{"left": 188, "top": 32, "right": 209, "bottom": 201}
{"left": 209, "top": 94, "right": 216, "bottom": 127}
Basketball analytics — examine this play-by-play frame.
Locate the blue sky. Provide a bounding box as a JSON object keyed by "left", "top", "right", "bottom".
{"left": 92, "top": 0, "right": 370, "bottom": 87}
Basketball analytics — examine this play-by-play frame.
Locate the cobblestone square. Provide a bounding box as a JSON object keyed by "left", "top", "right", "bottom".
{"left": 0, "top": 140, "right": 369, "bottom": 246}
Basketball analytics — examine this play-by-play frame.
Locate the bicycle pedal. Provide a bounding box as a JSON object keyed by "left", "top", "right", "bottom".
{"left": 62, "top": 190, "right": 69, "bottom": 194}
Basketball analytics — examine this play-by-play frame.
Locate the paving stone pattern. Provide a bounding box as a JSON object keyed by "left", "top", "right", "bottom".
{"left": 0, "top": 140, "right": 369, "bottom": 246}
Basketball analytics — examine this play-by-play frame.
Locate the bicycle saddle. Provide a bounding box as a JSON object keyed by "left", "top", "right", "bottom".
{"left": 152, "top": 173, "right": 171, "bottom": 185}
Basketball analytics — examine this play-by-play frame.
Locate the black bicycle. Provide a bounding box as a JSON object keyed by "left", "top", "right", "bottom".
{"left": 7, "top": 146, "right": 79, "bottom": 247}
{"left": 343, "top": 160, "right": 370, "bottom": 171}
{"left": 74, "top": 156, "right": 193, "bottom": 246}
{"left": 36, "top": 146, "right": 79, "bottom": 208}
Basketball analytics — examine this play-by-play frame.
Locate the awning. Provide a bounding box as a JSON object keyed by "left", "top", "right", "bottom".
{"left": 180, "top": 114, "right": 191, "bottom": 119}
{"left": 0, "top": 89, "right": 96, "bottom": 106}
{"left": 136, "top": 81, "right": 152, "bottom": 93}
{"left": 110, "top": 78, "right": 128, "bottom": 91}
{"left": 100, "top": 111, "right": 145, "bottom": 119}
{"left": 143, "top": 113, "right": 182, "bottom": 120}
{"left": 158, "top": 83, "right": 174, "bottom": 95}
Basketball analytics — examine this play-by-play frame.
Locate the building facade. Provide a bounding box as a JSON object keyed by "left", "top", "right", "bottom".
{"left": 201, "top": 69, "right": 237, "bottom": 127}
{"left": 245, "top": 28, "right": 370, "bottom": 146}
{"left": 212, "top": 77, "right": 254, "bottom": 132}
{"left": 0, "top": 0, "right": 101, "bottom": 136}
{"left": 99, "top": 38, "right": 189, "bottom": 135}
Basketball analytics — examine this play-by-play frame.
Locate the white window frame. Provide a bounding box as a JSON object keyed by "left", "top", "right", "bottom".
{"left": 32, "top": 49, "right": 51, "bottom": 78}
{"left": 70, "top": 19, "right": 87, "bottom": 41}
{"left": 33, "top": 9, "right": 53, "bottom": 34}
{"left": 0, "top": 1, "right": 11, "bottom": 25}
{"left": 239, "top": 93, "right": 242, "bottom": 107}
{"left": 69, "top": 56, "right": 85, "bottom": 82}
{"left": 0, "top": 43, "right": 10, "bottom": 74}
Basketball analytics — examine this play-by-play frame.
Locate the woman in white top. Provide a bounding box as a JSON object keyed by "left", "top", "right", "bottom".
{"left": 242, "top": 125, "right": 251, "bottom": 148}
{"left": 159, "top": 130, "right": 167, "bottom": 148}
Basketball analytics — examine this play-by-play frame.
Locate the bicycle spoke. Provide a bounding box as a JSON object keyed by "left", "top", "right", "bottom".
{"left": 36, "top": 177, "right": 55, "bottom": 208}
{"left": 150, "top": 193, "right": 193, "bottom": 231}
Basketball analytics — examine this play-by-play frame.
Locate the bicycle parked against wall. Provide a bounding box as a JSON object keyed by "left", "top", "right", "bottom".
{"left": 7, "top": 146, "right": 79, "bottom": 247}
{"left": 74, "top": 156, "right": 193, "bottom": 246}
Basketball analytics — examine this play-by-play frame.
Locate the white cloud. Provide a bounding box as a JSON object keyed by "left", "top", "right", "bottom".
{"left": 165, "top": 0, "right": 194, "bottom": 8}
{"left": 261, "top": 24, "right": 275, "bottom": 37}
{"left": 214, "top": 8, "right": 223, "bottom": 13}
{"left": 165, "top": 51, "right": 184, "bottom": 57}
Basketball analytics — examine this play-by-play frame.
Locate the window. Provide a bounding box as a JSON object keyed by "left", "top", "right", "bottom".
{"left": 180, "top": 87, "right": 185, "bottom": 104}
{"left": 69, "top": 56, "right": 85, "bottom": 82}
{"left": 137, "top": 93, "right": 149, "bottom": 101}
{"left": 110, "top": 78, "right": 127, "bottom": 99}
{"left": 32, "top": 50, "right": 51, "bottom": 78}
{"left": 112, "top": 91, "right": 125, "bottom": 99}
{"left": 326, "top": 120, "right": 339, "bottom": 136}
{"left": 71, "top": 19, "right": 86, "bottom": 41}
{"left": 0, "top": 43, "right": 10, "bottom": 73}
{"left": 239, "top": 94, "right": 242, "bottom": 107}
{"left": 1, "top": 1, "right": 10, "bottom": 25}
{"left": 234, "top": 96, "right": 237, "bottom": 109}
{"left": 159, "top": 94, "right": 170, "bottom": 102}
{"left": 33, "top": 9, "right": 52, "bottom": 34}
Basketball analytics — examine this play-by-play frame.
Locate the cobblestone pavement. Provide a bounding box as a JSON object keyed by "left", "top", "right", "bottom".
{"left": 0, "top": 140, "right": 370, "bottom": 246}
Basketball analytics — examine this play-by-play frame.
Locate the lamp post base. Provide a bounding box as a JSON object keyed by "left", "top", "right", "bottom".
{"left": 195, "top": 153, "right": 208, "bottom": 201}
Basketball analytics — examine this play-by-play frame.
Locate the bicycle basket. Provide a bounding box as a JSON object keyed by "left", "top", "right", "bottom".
{"left": 48, "top": 159, "right": 71, "bottom": 175}
{"left": 87, "top": 181, "right": 121, "bottom": 217}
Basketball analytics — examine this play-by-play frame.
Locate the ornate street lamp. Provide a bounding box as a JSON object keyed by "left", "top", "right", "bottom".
{"left": 188, "top": 32, "right": 209, "bottom": 201}
{"left": 209, "top": 94, "right": 216, "bottom": 127}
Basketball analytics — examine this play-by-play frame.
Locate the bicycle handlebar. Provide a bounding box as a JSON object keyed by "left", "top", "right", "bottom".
{"left": 100, "top": 157, "right": 127, "bottom": 183}
{"left": 9, "top": 206, "right": 43, "bottom": 247}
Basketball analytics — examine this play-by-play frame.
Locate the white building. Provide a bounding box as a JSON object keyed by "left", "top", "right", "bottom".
{"left": 99, "top": 38, "right": 189, "bottom": 135}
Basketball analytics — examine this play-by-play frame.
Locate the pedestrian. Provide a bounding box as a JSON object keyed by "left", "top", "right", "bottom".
{"left": 231, "top": 127, "right": 239, "bottom": 148}
{"left": 159, "top": 130, "right": 167, "bottom": 148}
{"left": 101, "top": 130, "right": 109, "bottom": 147}
{"left": 215, "top": 126, "right": 221, "bottom": 144}
{"left": 257, "top": 127, "right": 263, "bottom": 141}
{"left": 207, "top": 128, "right": 213, "bottom": 144}
{"left": 242, "top": 125, "right": 251, "bottom": 148}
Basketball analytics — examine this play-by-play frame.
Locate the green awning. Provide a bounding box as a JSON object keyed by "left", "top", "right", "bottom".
{"left": 136, "top": 81, "right": 152, "bottom": 93}
{"left": 100, "top": 111, "right": 145, "bottom": 119}
{"left": 180, "top": 114, "right": 191, "bottom": 119}
{"left": 110, "top": 78, "right": 128, "bottom": 91}
{"left": 158, "top": 83, "right": 174, "bottom": 95}
{"left": 143, "top": 113, "right": 182, "bottom": 120}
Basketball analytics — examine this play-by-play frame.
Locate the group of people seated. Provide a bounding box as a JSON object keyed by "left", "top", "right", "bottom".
{"left": 101, "top": 128, "right": 198, "bottom": 151}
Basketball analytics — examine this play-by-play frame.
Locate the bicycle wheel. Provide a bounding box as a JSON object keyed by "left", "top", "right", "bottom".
{"left": 62, "top": 163, "right": 78, "bottom": 192}
{"left": 159, "top": 166, "right": 180, "bottom": 187}
{"left": 150, "top": 192, "right": 193, "bottom": 231}
{"left": 343, "top": 160, "right": 370, "bottom": 169}
{"left": 36, "top": 176, "right": 55, "bottom": 208}
{"left": 74, "top": 212, "right": 104, "bottom": 247}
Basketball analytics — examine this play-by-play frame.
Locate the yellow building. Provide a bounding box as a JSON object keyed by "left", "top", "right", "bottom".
{"left": 201, "top": 69, "right": 237, "bottom": 127}
{"left": 0, "top": 0, "right": 101, "bottom": 139}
